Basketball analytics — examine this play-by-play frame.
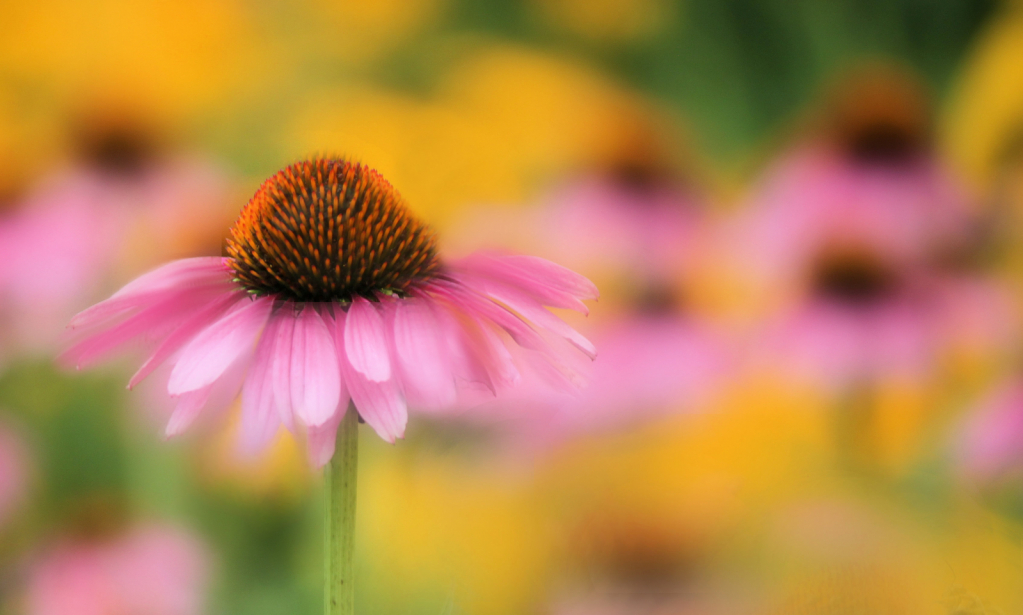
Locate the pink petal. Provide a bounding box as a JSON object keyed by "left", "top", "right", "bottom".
{"left": 167, "top": 298, "right": 273, "bottom": 395}
{"left": 129, "top": 291, "right": 246, "bottom": 389}
{"left": 459, "top": 276, "right": 596, "bottom": 358}
{"left": 306, "top": 407, "right": 348, "bottom": 469}
{"left": 62, "top": 286, "right": 234, "bottom": 370}
{"left": 453, "top": 253, "right": 598, "bottom": 312}
{"left": 437, "top": 282, "right": 589, "bottom": 390}
{"left": 70, "top": 257, "right": 233, "bottom": 329}
{"left": 346, "top": 372, "right": 406, "bottom": 443}
{"left": 335, "top": 312, "right": 406, "bottom": 443}
{"left": 239, "top": 320, "right": 283, "bottom": 455}
{"left": 165, "top": 386, "right": 212, "bottom": 437}
{"left": 392, "top": 299, "right": 457, "bottom": 408}
{"left": 113, "top": 257, "right": 231, "bottom": 299}
{"left": 288, "top": 307, "right": 342, "bottom": 428}
{"left": 344, "top": 297, "right": 391, "bottom": 382}
{"left": 440, "top": 303, "right": 519, "bottom": 392}
{"left": 436, "top": 282, "right": 546, "bottom": 353}
{"left": 271, "top": 306, "right": 298, "bottom": 431}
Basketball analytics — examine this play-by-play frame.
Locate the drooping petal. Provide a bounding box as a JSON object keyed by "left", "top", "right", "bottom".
{"left": 70, "top": 257, "right": 233, "bottom": 330}
{"left": 239, "top": 318, "right": 283, "bottom": 455}
{"left": 452, "top": 253, "right": 598, "bottom": 313}
{"left": 129, "top": 291, "right": 246, "bottom": 388}
{"left": 391, "top": 299, "right": 457, "bottom": 408}
{"left": 432, "top": 280, "right": 592, "bottom": 391}
{"left": 345, "top": 371, "right": 406, "bottom": 443}
{"left": 289, "top": 307, "right": 342, "bottom": 428}
{"left": 435, "top": 282, "right": 546, "bottom": 353}
{"left": 62, "top": 285, "right": 238, "bottom": 370}
{"left": 306, "top": 407, "right": 348, "bottom": 469}
{"left": 167, "top": 297, "right": 273, "bottom": 395}
{"left": 458, "top": 275, "right": 596, "bottom": 358}
{"left": 113, "top": 257, "right": 232, "bottom": 300}
{"left": 165, "top": 386, "right": 213, "bottom": 438}
{"left": 344, "top": 297, "right": 391, "bottom": 382}
{"left": 497, "top": 254, "right": 599, "bottom": 299}
{"left": 335, "top": 311, "right": 406, "bottom": 443}
{"left": 437, "top": 301, "right": 519, "bottom": 393}
{"left": 271, "top": 305, "right": 298, "bottom": 431}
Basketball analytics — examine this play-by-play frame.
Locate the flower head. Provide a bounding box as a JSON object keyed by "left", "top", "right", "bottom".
{"left": 64, "top": 158, "right": 597, "bottom": 466}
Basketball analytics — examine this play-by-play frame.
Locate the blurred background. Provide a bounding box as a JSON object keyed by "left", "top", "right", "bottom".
{"left": 2, "top": 0, "right": 1023, "bottom": 613}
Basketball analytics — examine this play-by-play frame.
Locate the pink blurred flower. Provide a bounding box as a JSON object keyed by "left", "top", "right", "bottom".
{"left": 0, "top": 419, "right": 28, "bottom": 529}
{"left": 25, "top": 524, "right": 208, "bottom": 615}
{"left": 0, "top": 156, "right": 234, "bottom": 359}
{"left": 737, "top": 69, "right": 1014, "bottom": 388}
{"left": 537, "top": 174, "right": 705, "bottom": 286}
{"left": 957, "top": 381, "right": 1023, "bottom": 483}
{"left": 458, "top": 315, "right": 729, "bottom": 450}
{"left": 734, "top": 67, "right": 976, "bottom": 294}
{"left": 63, "top": 159, "right": 597, "bottom": 467}
{"left": 736, "top": 147, "right": 973, "bottom": 287}
{"left": 753, "top": 260, "right": 1015, "bottom": 388}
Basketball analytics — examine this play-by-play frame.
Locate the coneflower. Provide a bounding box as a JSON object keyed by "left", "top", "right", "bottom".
{"left": 62, "top": 157, "right": 597, "bottom": 615}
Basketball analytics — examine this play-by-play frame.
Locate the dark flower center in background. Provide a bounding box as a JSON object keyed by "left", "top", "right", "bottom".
{"left": 574, "top": 517, "right": 695, "bottom": 589}
{"left": 608, "top": 159, "right": 666, "bottom": 195}
{"left": 634, "top": 283, "right": 683, "bottom": 315}
{"left": 811, "top": 254, "right": 897, "bottom": 306}
{"left": 844, "top": 121, "right": 921, "bottom": 166}
{"left": 226, "top": 158, "right": 440, "bottom": 302}
{"left": 64, "top": 493, "right": 129, "bottom": 541}
{"left": 75, "top": 120, "right": 159, "bottom": 177}
{"left": 825, "top": 66, "right": 931, "bottom": 169}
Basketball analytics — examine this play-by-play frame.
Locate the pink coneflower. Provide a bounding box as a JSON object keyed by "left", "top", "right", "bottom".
{"left": 64, "top": 157, "right": 597, "bottom": 615}
{"left": 736, "top": 67, "right": 974, "bottom": 291}
{"left": 537, "top": 170, "right": 704, "bottom": 291}
{"left": 753, "top": 250, "right": 1015, "bottom": 388}
{"left": 736, "top": 67, "right": 1014, "bottom": 388}
{"left": 25, "top": 524, "right": 208, "bottom": 615}
{"left": 63, "top": 157, "right": 597, "bottom": 466}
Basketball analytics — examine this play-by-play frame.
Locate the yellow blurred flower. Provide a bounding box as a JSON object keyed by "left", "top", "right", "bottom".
{"left": 0, "top": 0, "right": 270, "bottom": 127}
{"left": 943, "top": 6, "right": 1023, "bottom": 192}
{"left": 0, "top": 90, "right": 59, "bottom": 203}
{"left": 307, "top": 0, "right": 449, "bottom": 65}
{"left": 359, "top": 445, "right": 554, "bottom": 615}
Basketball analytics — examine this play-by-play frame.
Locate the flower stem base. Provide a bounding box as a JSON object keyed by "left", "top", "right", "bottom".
{"left": 325, "top": 407, "right": 359, "bottom": 615}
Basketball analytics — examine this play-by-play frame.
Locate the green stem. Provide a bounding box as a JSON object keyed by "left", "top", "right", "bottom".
{"left": 325, "top": 408, "right": 359, "bottom": 615}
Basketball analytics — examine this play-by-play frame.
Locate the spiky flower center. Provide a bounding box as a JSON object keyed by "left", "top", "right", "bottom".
{"left": 225, "top": 158, "right": 439, "bottom": 302}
